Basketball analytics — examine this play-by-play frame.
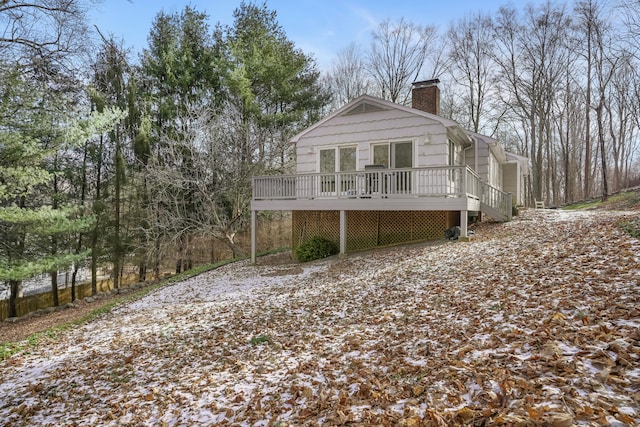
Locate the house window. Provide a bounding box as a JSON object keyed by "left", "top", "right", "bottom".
{"left": 318, "top": 146, "right": 356, "bottom": 193}
{"left": 370, "top": 141, "right": 413, "bottom": 193}
{"left": 448, "top": 139, "right": 455, "bottom": 166}
{"left": 395, "top": 142, "right": 413, "bottom": 168}
{"left": 373, "top": 144, "right": 389, "bottom": 168}
{"left": 489, "top": 152, "right": 501, "bottom": 188}
{"left": 371, "top": 141, "right": 413, "bottom": 169}
{"left": 339, "top": 147, "right": 357, "bottom": 172}
{"left": 447, "top": 139, "right": 457, "bottom": 187}
{"left": 319, "top": 146, "right": 356, "bottom": 172}
{"left": 319, "top": 149, "right": 336, "bottom": 173}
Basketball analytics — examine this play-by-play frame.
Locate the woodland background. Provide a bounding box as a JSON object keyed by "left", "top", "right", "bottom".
{"left": 1, "top": 0, "right": 639, "bottom": 317}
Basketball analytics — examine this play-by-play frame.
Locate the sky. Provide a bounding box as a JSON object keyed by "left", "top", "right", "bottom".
{"left": 90, "top": 0, "right": 529, "bottom": 72}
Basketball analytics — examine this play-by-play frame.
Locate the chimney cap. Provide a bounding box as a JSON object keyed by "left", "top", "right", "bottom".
{"left": 412, "top": 78, "right": 440, "bottom": 88}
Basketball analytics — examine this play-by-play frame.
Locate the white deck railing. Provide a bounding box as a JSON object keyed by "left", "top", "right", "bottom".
{"left": 252, "top": 165, "right": 511, "bottom": 220}
{"left": 481, "top": 182, "right": 513, "bottom": 220}
{"left": 254, "top": 166, "right": 479, "bottom": 199}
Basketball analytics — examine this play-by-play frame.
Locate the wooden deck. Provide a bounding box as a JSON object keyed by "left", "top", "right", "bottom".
{"left": 252, "top": 165, "right": 511, "bottom": 220}
{"left": 250, "top": 165, "right": 512, "bottom": 262}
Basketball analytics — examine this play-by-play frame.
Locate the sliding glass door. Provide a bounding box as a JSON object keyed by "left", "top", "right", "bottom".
{"left": 371, "top": 141, "right": 413, "bottom": 194}
{"left": 319, "top": 146, "right": 356, "bottom": 194}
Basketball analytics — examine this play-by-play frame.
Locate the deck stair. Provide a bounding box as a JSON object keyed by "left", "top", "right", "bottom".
{"left": 480, "top": 182, "right": 512, "bottom": 221}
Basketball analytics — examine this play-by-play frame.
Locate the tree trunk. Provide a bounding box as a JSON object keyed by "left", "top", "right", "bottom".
{"left": 607, "top": 104, "right": 624, "bottom": 192}
{"left": 535, "top": 115, "right": 544, "bottom": 202}
{"left": 584, "top": 16, "right": 592, "bottom": 200}
{"left": 175, "top": 234, "right": 185, "bottom": 273}
{"left": 563, "top": 131, "right": 570, "bottom": 204}
{"left": 91, "top": 134, "right": 104, "bottom": 296}
{"left": 113, "top": 131, "right": 123, "bottom": 290}
{"left": 596, "top": 102, "right": 608, "bottom": 201}
{"left": 8, "top": 280, "right": 20, "bottom": 318}
{"left": 113, "top": 259, "right": 121, "bottom": 289}
{"left": 138, "top": 263, "right": 146, "bottom": 282}
{"left": 72, "top": 140, "right": 88, "bottom": 302}
{"left": 186, "top": 234, "right": 193, "bottom": 271}
{"left": 562, "top": 59, "right": 571, "bottom": 204}
{"left": 71, "top": 264, "right": 79, "bottom": 302}
{"left": 51, "top": 160, "right": 60, "bottom": 307}
{"left": 153, "top": 235, "right": 161, "bottom": 280}
{"left": 91, "top": 240, "right": 98, "bottom": 296}
{"left": 50, "top": 270, "right": 59, "bottom": 307}
{"left": 224, "top": 233, "right": 244, "bottom": 259}
{"left": 153, "top": 262, "right": 160, "bottom": 280}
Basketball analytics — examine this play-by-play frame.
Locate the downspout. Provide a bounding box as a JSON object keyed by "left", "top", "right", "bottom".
{"left": 474, "top": 137, "right": 478, "bottom": 172}
{"left": 471, "top": 137, "right": 481, "bottom": 222}
{"left": 463, "top": 144, "right": 472, "bottom": 167}
{"left": 463, "top": 136, "right": 478, "bottom": 173}
{"left": 463, "top": 144, "right": 474, "bottom": 201}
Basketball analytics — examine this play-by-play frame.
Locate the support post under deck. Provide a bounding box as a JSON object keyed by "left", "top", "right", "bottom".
{"left": 251, "top": 210, "right": 257, "bottom": 264}
{"left": 460, "top": 210, "right": 468, "bottom": 239}
{"left": 339, "top": 210, "right": 346, "bottom": 254}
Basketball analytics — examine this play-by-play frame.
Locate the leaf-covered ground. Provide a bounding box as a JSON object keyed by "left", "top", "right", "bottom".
{"left": 1, "top": 209, "right": 639, "bottom": 426}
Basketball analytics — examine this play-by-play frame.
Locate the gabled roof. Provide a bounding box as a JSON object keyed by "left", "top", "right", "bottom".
{"left": 506, "top": 152, "right": 531, "bottom": 175}
{"left": 466, "top": 131, "right": 507, "bottom": 163}
{"left": 290, "top": 94, "right": 472, "bottom": 145}
{"left": 467, "top": 130, "right": 530, "bottom": 173}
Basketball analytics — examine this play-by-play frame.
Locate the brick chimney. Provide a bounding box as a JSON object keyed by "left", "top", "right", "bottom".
{"left": 412, "top": 79, "right": 440, "bottom": 115}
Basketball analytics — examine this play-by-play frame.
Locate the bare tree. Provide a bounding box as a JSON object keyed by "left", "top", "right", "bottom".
{"left": 621, "top": 0, "right": 640, "bottom": 56}
{"left": 589, "top": 1, "right": 622, "bottom": 201}
{"left": 0, "top": 0, "right": 94, "bottom": 70}
{"left": 326, "top": 42, "right": 370, "bottom": 109}
{"left": 607, "top": 54, "right": 637, "bottom": 191}
{"left": 142, "top": 105, "right": 254, "bottom": 267}
{"left": 623, "top": 0, "right": 640, "bottom": 175}
{"left": 492, "top": 3, "right": 571, "bottom": 204}
{"left": 553, "top": 61, "right": 585, "bottom": 204}
{"left": 574, "top": 0, "right": 600, "bottom": 199}
{"left": 447, "top": 12, "right": 497, "bottom": 134}
{"left": 367, "top": 18, "right": 438, "bottom": 104}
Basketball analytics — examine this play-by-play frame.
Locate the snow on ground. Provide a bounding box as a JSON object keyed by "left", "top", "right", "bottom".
{"left": 1, "top": 209, "right": 639, "bottom": 426}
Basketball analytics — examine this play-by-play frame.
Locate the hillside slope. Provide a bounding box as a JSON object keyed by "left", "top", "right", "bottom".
{"left": 0, "top": 209, "right": 639, "bottom": 426}
{"left": 564, "top": 187, "right": 640, "bottom": 211}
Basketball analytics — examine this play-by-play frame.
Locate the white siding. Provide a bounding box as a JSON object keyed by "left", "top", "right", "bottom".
{"left": 476, "top": 143, "right": 489, "bottom": 182}
{"left": 296, "top": 147, "right": 316, "bottom": 174}
{"left": 452, "top": 140, "right": 465, "bottom": 166}
{"left": 488, "top": 151, "right": 502, "bottom": 189}
{"left": 296, "top": 108, "right": 448, "bottom": 173}
{"left": 503, "top": 162, "right": 522, "bottom": 205}
{"left": 293, "top": 99, "right": 528, "bottom": 205}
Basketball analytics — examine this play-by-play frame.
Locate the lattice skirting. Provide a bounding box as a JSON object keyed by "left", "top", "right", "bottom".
{"left": 292, "top": 210, "right": 456, "bottom": 254}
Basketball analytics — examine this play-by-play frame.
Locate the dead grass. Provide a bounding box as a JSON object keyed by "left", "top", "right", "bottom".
{"left": 0, "top": 296, "right": 120, "bottom": 344}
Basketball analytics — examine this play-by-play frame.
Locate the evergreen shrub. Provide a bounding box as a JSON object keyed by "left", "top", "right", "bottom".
{"left": 295, "top": 236, "right": 339, "bottom": 262}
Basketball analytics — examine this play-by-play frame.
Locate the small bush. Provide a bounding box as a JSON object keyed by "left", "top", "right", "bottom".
{"left": 295, "top": 236, "right": 339, "bottom": 262}
{"left": 512, "top": 203, "right": 519, "bottom": 217}
{"left": 619, "top": 218, "right": 640, "bottom": 238}
{"left": 250, "top": 334, "right": 270, "bottom": 345}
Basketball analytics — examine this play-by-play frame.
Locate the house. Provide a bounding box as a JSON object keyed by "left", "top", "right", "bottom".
{"left": 250, "top": 80, "right": 530, "bottom": 262}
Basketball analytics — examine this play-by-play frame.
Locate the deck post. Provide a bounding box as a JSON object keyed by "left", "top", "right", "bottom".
{"left": 460, "top": 210, "right": 468, "bottom": 238}
{"left": 339, "top": 210, "right": 346, "bottom": 254}
{"left": 251, "top": 210, "right": 257, "bottom": 264}
{"left": 463, "top": 167, "right": 467, "bottom": 196}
